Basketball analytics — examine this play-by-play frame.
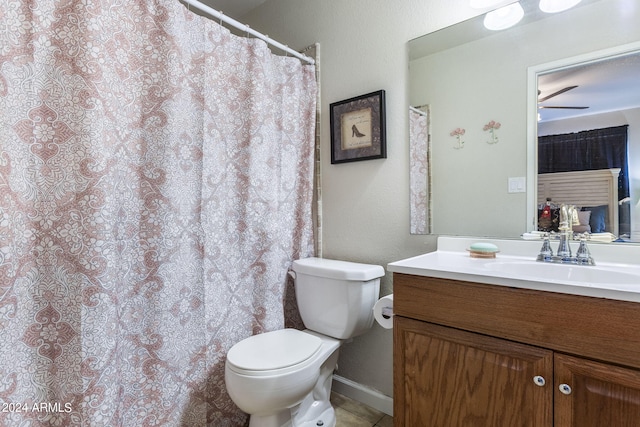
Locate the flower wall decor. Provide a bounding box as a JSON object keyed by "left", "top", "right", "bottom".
{"left": 450, "top": 127, "right": 466, "bottom": 149}
{"left": 483, "top": 120, "right": 501, "bottom": 144}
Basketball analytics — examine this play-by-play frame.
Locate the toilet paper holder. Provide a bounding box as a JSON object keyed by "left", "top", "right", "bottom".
{"left": 373, "top": 294, "right": 394, "bottom": 329}
{"left": 380, "top": 306, "right": 393, "bottom": 319}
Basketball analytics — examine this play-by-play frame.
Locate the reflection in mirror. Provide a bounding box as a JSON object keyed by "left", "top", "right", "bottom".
{"left": 409, "top": 105, "right": 431, "bottom": 234}
{"left": 532, "top": 46, "right": 640, "bottom": 242}
{"left": 408, "top": 0, "right": 640, "bottom": 243}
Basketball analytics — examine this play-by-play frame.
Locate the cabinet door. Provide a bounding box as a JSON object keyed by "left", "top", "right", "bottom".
{"left": 555, "top": 353, "right": 640, "bottom": 427}
{"left": 394, "top": 317, "right": 553, "bottom": 427}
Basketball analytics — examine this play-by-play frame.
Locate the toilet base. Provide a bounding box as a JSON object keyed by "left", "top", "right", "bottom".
{"left": 248, "top": 343, "right": 340, "bottom": 427}
{"left": 248, "top": 396, "right": 336, "bottom": 427}
{"left": 292, "top": 399, "right": 336, "bottom": 427}
{"left": 248, "top": 411, "right": 291, "bottom": 427}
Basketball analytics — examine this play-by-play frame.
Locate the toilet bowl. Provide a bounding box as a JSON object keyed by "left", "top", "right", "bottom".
{"left": 224, "top": 257, "right": 384, "bottom": 427}
{"left": 225, "top": 329, "right": 340, "bottom": 427}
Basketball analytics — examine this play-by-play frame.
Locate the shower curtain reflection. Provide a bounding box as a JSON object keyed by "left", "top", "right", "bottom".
{"left": 409, "top": 106, "right": 432, "bottom": 234}
{"left": 0, "top": 1, "right": 317, "bottom": 426}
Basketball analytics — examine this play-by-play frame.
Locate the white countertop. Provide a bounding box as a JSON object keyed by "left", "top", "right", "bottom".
{"left": 388, "top": 236, "right": 640, "bottom": 303}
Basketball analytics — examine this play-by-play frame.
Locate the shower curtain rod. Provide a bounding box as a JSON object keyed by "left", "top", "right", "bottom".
{"left": 181, "top": 0, "right": 315, "bottom": 65}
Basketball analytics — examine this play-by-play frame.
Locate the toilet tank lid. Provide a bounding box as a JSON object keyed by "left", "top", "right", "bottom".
{"left": 292, "top": 257, "right": 385, "bottom": 281}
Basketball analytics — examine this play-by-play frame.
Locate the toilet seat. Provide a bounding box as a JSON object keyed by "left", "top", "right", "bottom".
{"left": 226, "top": 329, "right": 322, "bottom": 376}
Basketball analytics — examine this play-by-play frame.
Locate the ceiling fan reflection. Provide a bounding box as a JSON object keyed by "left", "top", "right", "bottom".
{"left": 538, "top": 85, "right": 589, "bottom": 109}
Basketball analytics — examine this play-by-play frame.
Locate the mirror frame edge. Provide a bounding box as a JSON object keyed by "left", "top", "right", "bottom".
{"left": 526, "top": 39, "right": 640, "bottom": 237}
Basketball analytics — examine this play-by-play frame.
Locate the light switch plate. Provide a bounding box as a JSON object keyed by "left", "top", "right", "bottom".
{"left": 508, "top": 177, "right": 526, "bottom": 193}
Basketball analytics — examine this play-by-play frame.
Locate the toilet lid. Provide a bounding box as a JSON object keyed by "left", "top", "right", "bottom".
{"left": 227, "top": 329, "right": 322, "bottom": 371}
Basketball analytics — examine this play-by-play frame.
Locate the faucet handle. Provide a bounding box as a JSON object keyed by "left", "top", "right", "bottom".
{"left": 536, "top": 233, "right": 554, "bottom": 262}
{"left": 576, "top": 235, "right": 595, "bottom": 265}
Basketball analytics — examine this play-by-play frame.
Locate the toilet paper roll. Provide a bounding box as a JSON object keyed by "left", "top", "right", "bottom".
{"left": 373, "top": 294, "right": 394, "bottom": 329}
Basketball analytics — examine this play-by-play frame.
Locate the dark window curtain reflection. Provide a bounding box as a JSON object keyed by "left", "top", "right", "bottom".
{"left": 538, "top": 125, "right": 629, "bottom": 199}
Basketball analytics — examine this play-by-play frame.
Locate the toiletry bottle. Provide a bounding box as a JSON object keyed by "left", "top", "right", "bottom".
{"left": 542, "top": 198, "right": 551, "bottom": 219}
{"left": 539, "top": 198, "right": 552, "bottom": 231}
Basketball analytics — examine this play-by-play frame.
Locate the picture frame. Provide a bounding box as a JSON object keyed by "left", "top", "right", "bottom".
{"left": 330, "top": 90, "right": 386, "bottom": 164}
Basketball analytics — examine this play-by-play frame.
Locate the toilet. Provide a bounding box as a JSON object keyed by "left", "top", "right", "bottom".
{"left": 225, "top": 257, "right": 384, "bottom": 427}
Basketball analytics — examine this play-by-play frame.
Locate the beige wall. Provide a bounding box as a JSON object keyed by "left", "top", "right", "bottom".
{"left": 242, "top": 0, "right": 490, "bottom": 399}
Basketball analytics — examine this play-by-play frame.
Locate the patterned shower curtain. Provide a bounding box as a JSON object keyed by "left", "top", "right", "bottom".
{"left": 0, "top": 1, "right": 317, "bottom": 426}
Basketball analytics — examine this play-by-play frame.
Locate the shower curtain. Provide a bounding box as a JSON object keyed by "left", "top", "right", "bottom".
{"left": 0, "top": 1, "right": 317, "bottom": 426}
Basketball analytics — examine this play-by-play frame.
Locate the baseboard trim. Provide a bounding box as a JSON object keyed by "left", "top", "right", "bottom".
{"left": 332, "top": 374, "right": 393, "bottom": 416}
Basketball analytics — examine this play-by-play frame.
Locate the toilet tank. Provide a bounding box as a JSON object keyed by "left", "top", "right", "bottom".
{"left": 291, "top": 258, "right": 384, "bottom": 340}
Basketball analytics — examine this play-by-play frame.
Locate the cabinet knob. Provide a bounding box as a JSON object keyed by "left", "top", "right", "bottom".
{"left": 533, "top": 375, "right": 546, "bottom": 386}
{"left": 559, "top": 383, "right": 572, "bottom": 395}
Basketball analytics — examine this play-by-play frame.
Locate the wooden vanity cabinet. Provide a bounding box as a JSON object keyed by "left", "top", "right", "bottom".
{"left": 393, "top": 273, "right": 640, "bottom": 427}
{"left": 395, "top": 317, "right": 553, "bottom": 426}
{"left": 554, "top": 353, "right": 640, "bottom": 427}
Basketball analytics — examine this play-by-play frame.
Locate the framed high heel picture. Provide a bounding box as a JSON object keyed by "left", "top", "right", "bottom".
{"left": 330, "top": 90, "right": 386, "bottom": 164}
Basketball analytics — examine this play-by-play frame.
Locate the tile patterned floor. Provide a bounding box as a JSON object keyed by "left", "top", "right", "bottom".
{"left": 330, "top": 392, "right": 393, "bottom": 427}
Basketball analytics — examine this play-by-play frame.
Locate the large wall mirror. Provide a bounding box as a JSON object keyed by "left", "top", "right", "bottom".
{"left": 409, "top": 0, "right": 640, "bottom": 243}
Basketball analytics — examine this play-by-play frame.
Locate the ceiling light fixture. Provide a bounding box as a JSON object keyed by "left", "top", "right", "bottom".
{"left": 483, "top": 2, "right": 525, "bottom": 31}
{"left": 539, "top": 0, "right": 582, "bottom": 13}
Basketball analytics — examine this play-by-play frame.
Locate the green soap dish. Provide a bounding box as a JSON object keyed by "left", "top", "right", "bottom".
{"left": 467, "top": 242, "right": 499, "bottom": 258}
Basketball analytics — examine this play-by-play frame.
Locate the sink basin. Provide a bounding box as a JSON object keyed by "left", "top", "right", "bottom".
{"left": 485, "top": 261, "right": 640, "bottom": 286}
{"left": 387, "top": 237, "right": 640, "bottom": 302}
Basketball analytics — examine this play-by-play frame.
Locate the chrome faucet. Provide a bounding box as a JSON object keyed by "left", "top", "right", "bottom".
{"left": 536, "top": 204, "right": 595, "bottom": 265}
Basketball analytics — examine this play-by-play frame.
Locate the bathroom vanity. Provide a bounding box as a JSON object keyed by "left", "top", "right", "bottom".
{"left": 388, "top": 237, "right": 640, "bottom": 427}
